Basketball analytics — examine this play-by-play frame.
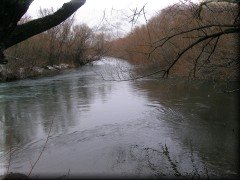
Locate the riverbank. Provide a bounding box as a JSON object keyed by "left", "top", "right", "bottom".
{"left": 0, "top": 63, "right": 75, "bottom": 82}
{"left": 0, "top": 57, "right": 239, "bottom": 83}
{"left": 0, "top": 54, "right": 102, "bottom": 83}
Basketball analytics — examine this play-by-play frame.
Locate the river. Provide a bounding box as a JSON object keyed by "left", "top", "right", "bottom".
{"left": 0, "top": 57, "right": 239, "bottom": 178}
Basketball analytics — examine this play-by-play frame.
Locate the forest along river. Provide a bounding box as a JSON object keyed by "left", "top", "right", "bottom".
{"left": 0, "top": 57, "right": 239, "bottom": 178}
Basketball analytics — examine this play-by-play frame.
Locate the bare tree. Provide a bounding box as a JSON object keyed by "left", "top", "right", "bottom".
{"left": 147, "top": 0, "right": 239, "bottom": 78}
{"left": 71, "top": 24, "right": 93, "bottom": 66}
{"left": 108, "top": 0, "right": 239, "bottom": 81}
{"left": 38, "top": 8, "right": 75, "bottom": 66}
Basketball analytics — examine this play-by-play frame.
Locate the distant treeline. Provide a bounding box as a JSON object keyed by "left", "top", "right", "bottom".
{"left": 107, "top": 2, "right": 239, "bottom": 81}
{"left": 1, "top": 8, "right": 109, "bottom": 81}
{"left": 1, "top": 3, "right": 239, "bottom": 82}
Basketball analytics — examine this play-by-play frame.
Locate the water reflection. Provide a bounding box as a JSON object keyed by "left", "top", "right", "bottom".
{"left": 133, "top": 78, "right": 239, "bottom": 176}
{"left": 0, "top": 59, "right": 239, "bottom": 178}
{"left": 0, "top": 68, "right": 115, "bottom": 145}
{"left": 0, "top": 60, "right": 148, "bottom": 176}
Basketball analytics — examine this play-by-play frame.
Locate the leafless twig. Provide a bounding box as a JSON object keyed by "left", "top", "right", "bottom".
{"left": 28, "top": 117, "right": 54, "bottom": 177}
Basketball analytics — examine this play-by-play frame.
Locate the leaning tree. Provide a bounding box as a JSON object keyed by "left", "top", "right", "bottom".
{"left": 0, "top": 0, "right": 86, "bottom": 64}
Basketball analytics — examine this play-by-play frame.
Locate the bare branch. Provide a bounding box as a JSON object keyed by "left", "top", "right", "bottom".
{"left": 28, "top": 118, "right": 54, "bottom": 177}
{"left": 162, "top": 27, "right": 240, "bottom": 77}
{"left": 192, "top": 38, "right": 214, "bottom": 78}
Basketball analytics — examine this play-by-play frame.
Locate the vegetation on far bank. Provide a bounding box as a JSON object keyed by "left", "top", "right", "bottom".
{"left": 0, "top": 8, "right": 109, "bottom": 82}
{"left": 108, "top": 1, "right": 239, "bottom": 81}
{"left": 0, "top": 1, "right": 239, "bottom": 82}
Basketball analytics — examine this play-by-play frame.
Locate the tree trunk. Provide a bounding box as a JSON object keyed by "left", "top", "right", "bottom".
{"left": 0, "top": 0, "right": 86, "bottom": 64}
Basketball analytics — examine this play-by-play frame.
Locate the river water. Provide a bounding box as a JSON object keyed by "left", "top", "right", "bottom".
{"left": 0, "top": 57, "right": 239, "bottom": 178}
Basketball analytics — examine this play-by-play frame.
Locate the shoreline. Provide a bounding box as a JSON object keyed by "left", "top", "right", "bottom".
{"left": 0, "top": 63, "right": 77, "bottom": 83}
{"left": 0, "top": 62, "right": 239, "bottom": 84}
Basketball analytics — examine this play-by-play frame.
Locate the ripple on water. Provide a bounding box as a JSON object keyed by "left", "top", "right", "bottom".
{"left": 0, "top": 60, "right": 238, "bottom": 178}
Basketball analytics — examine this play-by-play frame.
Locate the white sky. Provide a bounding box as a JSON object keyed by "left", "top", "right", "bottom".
{"left": 27, "top": 0, "right": 199, "bottom": 37}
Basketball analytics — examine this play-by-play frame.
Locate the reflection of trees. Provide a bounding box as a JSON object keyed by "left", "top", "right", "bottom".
{"left": 0, "top": 101, "right": 37, "bottom": 149}
{"left": 133, "top": 79, "right": 239, "bottom": 175}
{"left": 0, "top": 68, "right": 114, "bottom": 164}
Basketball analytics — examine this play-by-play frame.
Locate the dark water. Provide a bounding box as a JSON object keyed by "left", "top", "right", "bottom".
{"left": 0, "top": 58, "right": 239, "bottom": 178}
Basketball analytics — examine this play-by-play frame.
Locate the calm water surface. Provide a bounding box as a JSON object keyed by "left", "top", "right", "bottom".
{"left": 0, "top": 58, "right": 239, "bottom": 178}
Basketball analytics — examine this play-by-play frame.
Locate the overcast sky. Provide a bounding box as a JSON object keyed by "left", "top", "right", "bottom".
{"left": 27, "top": 0, "right": 199, "bottom": 37}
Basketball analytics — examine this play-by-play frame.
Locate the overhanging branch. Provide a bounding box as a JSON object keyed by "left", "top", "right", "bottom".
{"left": 0, "top": 0, "right": 34, "bottom": 40}
{"left": 162, "top": 27, "right": 240, "bottom": 77}
{"left": 4, "top": 0, "right": 86, "bottom": 49}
